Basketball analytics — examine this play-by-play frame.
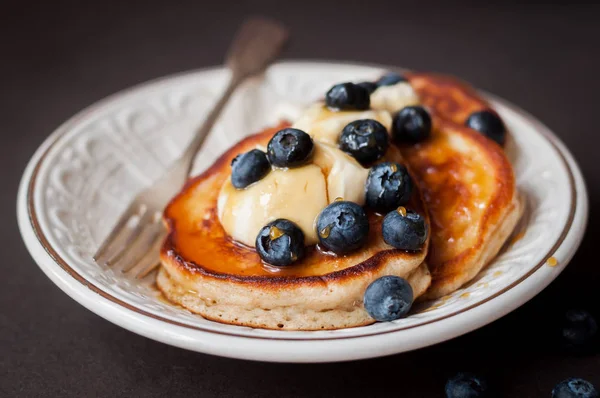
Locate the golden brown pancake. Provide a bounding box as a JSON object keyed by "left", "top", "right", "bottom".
{"left": 158, "top": 71, "right": 522, "bottom": 327}
{"left": 406, "top": 72, "right": 490, "bottom": 125}
{"left": 394, "top": 73, "right": 523, "bottom": 299}
{"left": 158, "top": 124, "right": 431, "bottom": 330}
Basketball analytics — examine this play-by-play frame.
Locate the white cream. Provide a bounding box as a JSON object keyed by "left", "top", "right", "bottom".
{"left": 217, "top": 142, "right": 369, "bottom": 247}
{"left": 218, "top": 166, "right": 329, "bottom": 246}
{"left": 311, "top": 142, "right": 369, "bottom": 205}
{"left": 370, "top": 82, "right": 420, "bottom": 113}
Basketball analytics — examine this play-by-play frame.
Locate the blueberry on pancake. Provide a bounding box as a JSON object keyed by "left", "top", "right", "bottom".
{"left": 230, "top": 149, "right": 270, "bottom": 189}
{"left": 338, "top": 119, "right": 389, "bottom": 165}
{"left": 365, "top": 162, "right": 413, "bottom": 213}
{"left": 465, "top": 110, "right": 506, "bottom": 146}
{"left": 382, "top": 207, "right": 428, "bottom": 251}
{"left": 256, "top": 219, "right": 305, "bottom": 267}
{"left": 316, "top": 201, "right": 369, "bottom": 254}
{"left": 392, "top": 106, "right": 432, "bottom": 143}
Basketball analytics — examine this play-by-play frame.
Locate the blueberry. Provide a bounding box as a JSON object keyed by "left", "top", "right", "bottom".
{"left": 316, "top": 201, "right": 369, "bottom": 254}
{"left": 231, "top": 149, "right": 271, "bottom": 189}
{"left": 377, "top": 72, "right": 407, "bottom": 87}
{"left": 552, "top": 378, "right": 599, "bottom": 398}
{"left": 357, "top": 81, "right": 378, "bottom": 94}
{"left": 365, "top": 162, "right": 413, "bottom": 213}
{"left": 266, "top": 128, "right": 314, "bottom": 168}
{"left": 338, "top": 119, "right": 390, "bottom": 164}
{"left": 363, "top": 276, "right": 413, "bottom": 321}
{"left": 562, "top": 310, "right": 598, "bottom": 351}
{"left": 255, "top": 219, "right": 305, "bottom": 267}
{"left": 392, "top": 106, "right": 432, "bottom": 143}
{"left": 465, "top": 110, "right": 506, "bottom": 146}
{"left": 445, "top": 373, "right": 489, "bottom": 398}
{"left": 325, "top": 82, "right": 370, "bottom": 111}
{"left": 382, "top": 208, "right": 427, "bottom": 251}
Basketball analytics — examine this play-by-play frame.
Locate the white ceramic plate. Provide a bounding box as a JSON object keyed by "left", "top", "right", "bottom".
{"left": 18, "top": 61, "right": 588, "bottom": 363}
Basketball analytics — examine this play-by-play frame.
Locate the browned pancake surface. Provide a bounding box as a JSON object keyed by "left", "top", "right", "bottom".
{"left": 407, "top": 72, "right": 490, "bottom": 124}
{"left": 400, "top": 73, "right": 520, "bottom": 297}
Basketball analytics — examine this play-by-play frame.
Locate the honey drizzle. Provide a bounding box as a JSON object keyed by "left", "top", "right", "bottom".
{"left": 269, "top": 226, "right": 284, "bottom": 240}
{"left": 319, "top": 224, "right": 332, "bottom": 238}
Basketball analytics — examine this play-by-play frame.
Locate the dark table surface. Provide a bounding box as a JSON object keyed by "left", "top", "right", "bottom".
{"left": 2, "top": 1, "right": 599, "bottom": 396}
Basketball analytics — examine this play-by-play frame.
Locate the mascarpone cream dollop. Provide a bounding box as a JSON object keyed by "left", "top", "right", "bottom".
{"left": 217, "top": 141, "right": 369, "bottom": 247}
{"left": 370, "top": 81, "right": 419, "bottom": 113}
{"left": 217, "top": 80, "right": 420, "bottom": 248}
{"left": 217, "top": 165, "right": 328, "bottom": 246}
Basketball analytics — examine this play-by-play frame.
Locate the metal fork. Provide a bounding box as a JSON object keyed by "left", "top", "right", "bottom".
{"left": 93, "top": 17, "right": 289, "bottom": 278}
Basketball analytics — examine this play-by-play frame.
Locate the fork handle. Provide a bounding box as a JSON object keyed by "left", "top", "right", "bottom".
{"left": 179, "top": 18, "right": 288, "bottom": 177}
{"left": 181, "top": 74, "right": 242, "bottom": 176}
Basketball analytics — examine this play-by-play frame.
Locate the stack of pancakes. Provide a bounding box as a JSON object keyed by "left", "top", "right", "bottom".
{"left": 157, "top": 72, "right": 524, "bottom": 330}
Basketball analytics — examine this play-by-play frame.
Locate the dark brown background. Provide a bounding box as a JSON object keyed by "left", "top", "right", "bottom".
{"left": 2, "top": 0, "right": 599, "bottom": 396}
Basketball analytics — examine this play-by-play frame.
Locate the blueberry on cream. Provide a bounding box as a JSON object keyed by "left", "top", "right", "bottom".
{"left": 292, "top": 102, "right": 392, "bottom": 146}
{"left": 392, "top": 106, "right": 432, "bottom": 143}
{"left": 365, "top": 162, "right": 413, "bottom": 213}
{"left": 377, "top": 72, "right": 408, "bottom": 87}
{"left": 465, "top": 110, "right": 506, "bottom": 146}
{"left": 255, "top": 219, "right": 306, "bottom": 267}
{"left": 267, "top": 128, "right": 314, "bottom": 168}
{"left": 325, "top": 82, "right": 370, "bottom": 111}
{"left": 316, "top": 201, "right": 369, "bottom": 254}
{"left": 338, "top": 119, "right": 390, "bottom": 165}
{"left": 382, "top": 207, "right": 427, "bottom": 251}
{"left": 230, "top": 149, "right": 271, "bottom": 189}
{"left": 363, "top": 276, "right": 413, "bottom": 321}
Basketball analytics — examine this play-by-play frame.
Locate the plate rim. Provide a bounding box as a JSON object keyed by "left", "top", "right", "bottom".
{"left": 17, "top": 60, "right": 589, "bottom": 361}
